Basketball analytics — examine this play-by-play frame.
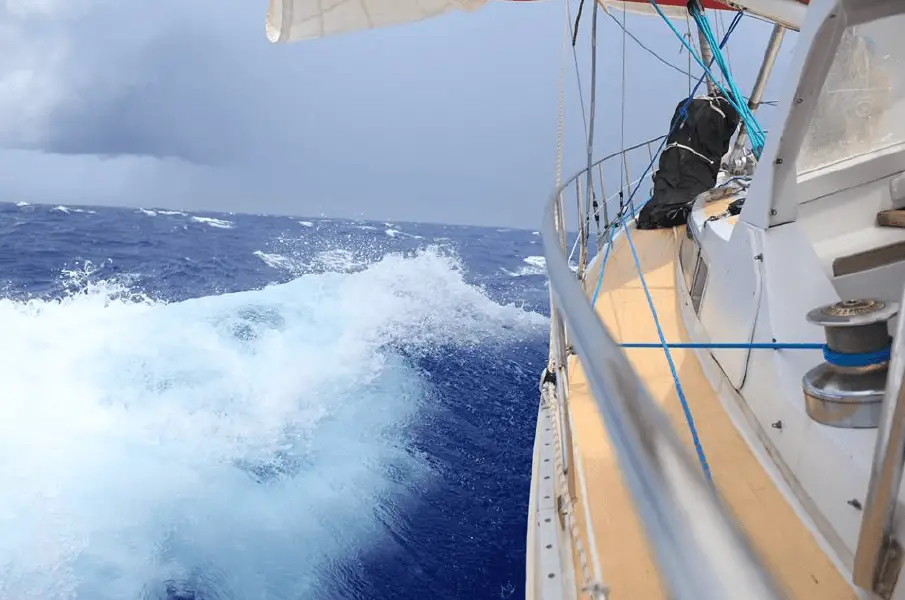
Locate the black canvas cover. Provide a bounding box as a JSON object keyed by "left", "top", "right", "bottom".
{"left": 637, "top": 94, "right": 741, "bottom": 230}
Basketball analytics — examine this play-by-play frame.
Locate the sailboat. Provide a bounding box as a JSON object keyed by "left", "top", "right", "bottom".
{"left": 262, "top": 0, "right": 905, "bottom": 598}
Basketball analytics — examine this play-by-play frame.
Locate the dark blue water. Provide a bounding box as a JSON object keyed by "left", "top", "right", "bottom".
{"left": 0, "top": 202, "right": 550, "bottom": 600}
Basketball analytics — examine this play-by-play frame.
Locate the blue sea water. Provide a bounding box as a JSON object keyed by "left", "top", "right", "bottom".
{"left": 0, "top": 201, "right": 551, "bottom": 600}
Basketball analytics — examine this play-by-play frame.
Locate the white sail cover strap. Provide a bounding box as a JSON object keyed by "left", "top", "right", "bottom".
{"left": 266, "top": 0, "right": 487, "bottom": 42}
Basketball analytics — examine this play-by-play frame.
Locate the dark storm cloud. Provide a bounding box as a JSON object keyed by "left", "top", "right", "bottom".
{"left": 0, "top": 0, "right": 792, "bottom": 226}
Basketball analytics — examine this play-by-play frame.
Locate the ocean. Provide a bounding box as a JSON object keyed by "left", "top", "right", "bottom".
{"left": 0, "top": 201, "right": 551, "bottom": 600}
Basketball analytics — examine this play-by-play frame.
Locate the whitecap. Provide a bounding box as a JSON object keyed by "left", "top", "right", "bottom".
{"left": 191, "top": 216, "right": 235, "bottom": 229}
{"left": 253, "top": 250, "right": 294, "bottom": 271}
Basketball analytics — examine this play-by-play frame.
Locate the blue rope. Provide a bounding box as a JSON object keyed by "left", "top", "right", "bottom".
{"left": 584, "top": 12, "right": 747, "bottom": 484}
{"left": 690, "top": 4, "right": 766, "bottom": 157}
{"left": 622, "top": 224, "right": 713, "bottom": 483}
{"left": 589, "top": 231, "right": 614, "bottom": 306}
{"left": 623, "top": 9, "right": 741, "bottom": 223}
{"left": 621, "top": 342, "right": 824, "bottom": 350}
{"left": 824, "top": 345, "right": 891, "bottom": 368}
{"left": 648, "top": 0, "right": 765, "bottom": 157}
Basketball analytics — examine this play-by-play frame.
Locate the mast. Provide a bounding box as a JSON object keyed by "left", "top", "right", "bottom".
{"left": 696, "top": 14, "right": 717, "bottom": 96}
{"left": 727, "top": 23, "right": 785, "bottom": 173}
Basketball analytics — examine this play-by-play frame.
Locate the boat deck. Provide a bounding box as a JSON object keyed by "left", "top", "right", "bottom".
{"left": 565, "top": 226, "right": 857, "bottom": 599}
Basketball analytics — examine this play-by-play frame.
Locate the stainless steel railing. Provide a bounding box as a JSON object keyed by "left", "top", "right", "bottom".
{"left": 542, "top": 136, "right": 783, "bottom": 600}
{"left": 566, "top": 136, "right": 665, "bottom": 277}
{"left": 854, "top": 284, "right": 905, "bottom": 597}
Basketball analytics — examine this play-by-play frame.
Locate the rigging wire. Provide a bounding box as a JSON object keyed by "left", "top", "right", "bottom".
{"left": 649, "top": 0, "right": 766, "bottom": 157}
{"left": 619, "top": 2, "right": 627, "bottom": 216}
{"left": 589, "top": 9, "right": 744, "bottom": 307}
{"left": 690, "top": 2, "right": 766, "bottom": 156}
{"left": 571, "top": 0, "right": 585, "bottom": 46}
{"left": 580, "top": 0, "right": 601, "bottom": 278}
{"left": 684, "top": 13, "right": 693, "bottom": 96}
{"left": 566, "top": 0, "right": 590, "bottom": 141}
{"left": 717, "top": 11, "right": 733, "bottom": 73}
{"left": 602, "top": 7, "right": 778, "bottom": 107}
{"left": 603, "top": 7, "right": 694, "bottom": 79}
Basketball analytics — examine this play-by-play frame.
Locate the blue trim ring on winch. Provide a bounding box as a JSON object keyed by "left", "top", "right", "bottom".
{"left": 823, "top": 345, "right": 892, "bottom": 368}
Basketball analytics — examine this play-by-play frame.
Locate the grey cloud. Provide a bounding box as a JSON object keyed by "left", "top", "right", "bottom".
{"left": 0, "top": 1, "right": 793, "bottom": 227}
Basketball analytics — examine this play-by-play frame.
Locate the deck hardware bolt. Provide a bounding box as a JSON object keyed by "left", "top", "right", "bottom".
{"left": 848, "top": 498, "right": 863, "bottom": 510}
{"left": 775, "top": 158, "right": 783, "bottom": 165}
{"left": 548, "top": 573, "right": 556, "bottom": 579}
{"left": 771, "top": 420, "right": 783, "bottom": 430}
{"left": 802, "top": 299, "right": 898, "bottom": 428}
{"left": 770, "top": 209, "right": 777, "bottom": 216}
{"left": 796, "top": 98, "right": 803, "bottom": 104}
{"left": 754, "top": 253, "right": 763, "bottom": 261}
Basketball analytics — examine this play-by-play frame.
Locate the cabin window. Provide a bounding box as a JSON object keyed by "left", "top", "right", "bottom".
{"left": 679, "top": 229, "right": 708, "bottom": 316}
{"left": 679, "top": 231, "right": 699, "bottom": 293}
{"left": 691, "top": 256, "right": 708, "bottom": 316}
{"left": 797, "top": 14, "right": 905, "bottom": 174}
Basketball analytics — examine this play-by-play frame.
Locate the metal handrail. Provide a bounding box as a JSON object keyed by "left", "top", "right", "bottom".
{"left": 568, "top": 136, "right": 667, "bottom": 269}
{"left": 854, "top": 284, "right": 905, "bottom": 597}
{"left": 541, "top": 138, "right": 783, "bottom": 600}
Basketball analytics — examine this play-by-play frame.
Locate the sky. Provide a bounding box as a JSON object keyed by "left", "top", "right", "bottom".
{"left": 0, "top": 0, "right": 797, "bottom": 228}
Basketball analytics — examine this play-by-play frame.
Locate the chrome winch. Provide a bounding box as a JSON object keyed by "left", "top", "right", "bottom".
{"left": 802, "top": 299, "right": 899, "bottom": 429}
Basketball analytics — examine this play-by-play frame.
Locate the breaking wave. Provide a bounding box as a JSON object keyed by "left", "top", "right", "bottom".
{"left": 190, "top": 216, "right": 234, "bottom": 229}
{"left": 501, "top": 256, "right": 547, "bottom": 277}
{"left": 0, "top": 248, "right": 544, "bottom": 600}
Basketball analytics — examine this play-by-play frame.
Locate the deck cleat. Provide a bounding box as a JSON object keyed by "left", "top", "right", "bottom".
{"left": 802, "top": 299, "right": 899, "bottom": 428}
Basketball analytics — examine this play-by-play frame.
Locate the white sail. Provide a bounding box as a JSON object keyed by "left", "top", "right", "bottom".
{"left": 265, "top": 0, "right": 805, "bottom": 43}
{"left": 599, "top": 1, "right": 688, "bottom": 20}
{"left": 265, "top": 0, "right": 487, "bottom": 43}
{"left": 601, "top": 0, "right": 805, "bottom": 30}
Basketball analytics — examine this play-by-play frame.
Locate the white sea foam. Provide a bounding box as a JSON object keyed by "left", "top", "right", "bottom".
{"left": 0, "top": 249, "right": 544, "bottom": 599}
{"left": 253, "top": 246, "right": 375, "bottom": 276}
{"left": 502, "top": 256, "right": 547, "bottom": 277}
{"left": 385, "top": 228, "right": 423, "bottom": 239}
{"left": 51, "top": 205, "right": 94, "bottom": 214}
{"left": 191, "top": 216, "right": 234, "bottom": 229}
{"left": 252, "top": 250, "right": 294, "bottom": 271}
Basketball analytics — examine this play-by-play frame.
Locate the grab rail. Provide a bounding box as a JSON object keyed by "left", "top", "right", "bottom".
{"left": 570, "top": 136, "right": 666, "bottom": 275}
{"left": 542, "top": 137, "right": 783, "bottom": 600}
{"left": 854, "top": 283, "right": 905, "bottom": 597}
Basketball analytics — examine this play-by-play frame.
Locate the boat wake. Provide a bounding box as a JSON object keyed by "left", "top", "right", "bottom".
{"left": 0, "top": 248, "right": 545, "bottom": 600}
